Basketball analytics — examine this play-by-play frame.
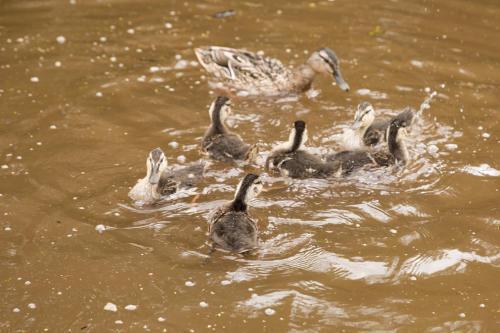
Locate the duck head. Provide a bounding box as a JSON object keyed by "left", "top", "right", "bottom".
{"left": 232, "top": 173, "right": 263, "bottom": 211}
{"left": 352, "top": 102, "right": 375, "bottom": 130}
{"left": 146, "top": 148, "right": 168, "bottom": 184}
{"left": 387, "top": 116, "right": 411, "bottom": 164}
{"left": 393, "top": 107, "right": 415, "bottom": 127}
{"left": 307, "top": 48, "right": 349, "bottom": 92}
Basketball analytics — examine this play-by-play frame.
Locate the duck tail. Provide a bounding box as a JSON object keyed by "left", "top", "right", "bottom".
{"left": 194, "top": 47, "right": 211, "bottom": 69}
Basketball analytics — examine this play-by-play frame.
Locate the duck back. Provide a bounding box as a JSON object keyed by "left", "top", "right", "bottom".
{"left": 202, "top": 133, "right": 252, "bottom": 162}
{"left": 210, "top": 211, "right": 258, "bottom": 253}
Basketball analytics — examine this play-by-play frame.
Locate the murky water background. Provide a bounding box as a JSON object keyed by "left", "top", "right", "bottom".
{"left": 1, "top": 0, "right": 499, "bottom": 332}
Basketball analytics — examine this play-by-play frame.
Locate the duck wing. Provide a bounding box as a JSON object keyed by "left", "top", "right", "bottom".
{"left": 157, "top": 173, "right": 178, "bottom": 196}
{"left": 158, "top": 162, "right": 207, "bottom": 196}
{"left": 370, "top": 151, "right": 395, "bottom": 167}
{"left": 326, "top": 150, "right": 375, "bottom": 175}
{"left": 195, "top": 46, "right": 290, "bottom": 89}
{"left": 364, "top": 119, "right": 389, "bottom": 146}
{"left": 167, "top": 161, "right": 207, "bottom": 189}
{"left": 277, "top": 150, "right": 335, "bottom": 178}
{"left": 203, "top": 133, "right": 252, "bottom": 162}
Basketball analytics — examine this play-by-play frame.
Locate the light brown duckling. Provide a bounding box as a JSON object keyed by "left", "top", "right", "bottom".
{"left": 129, "top": 148, "right": 207, "bottom": 205}
{"left": 327, "top": 115, "right": 413, "bottom": 175}
{"left": 201, "top": 96, "right": 257, "bottom": 163}
{"left": 208, "top": 173, "right": 263, "bottom": 254}
{"left": 195, "top": 46, "right": 349, "bottom": 96}
{"left": 349, "top": 102, "right": 415, "bottom": 148}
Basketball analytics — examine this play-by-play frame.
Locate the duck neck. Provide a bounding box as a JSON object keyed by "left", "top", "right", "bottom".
{"left": 231, "top": 191, "right": 248, "bottom": 212}
{"left": 357, "top": 125, "right": 369, "bottom": 138}
{"left": 289, "top": 130, "right": 304, "bottom": 153}
{"left": 292, "top": 65, "right": 316, "bottom": 92}
{"left": 210, "top": 108, "right": 228, "bottom": 135}
{"left": 151, "top": 183, "right": 161, "bottom": 200}
{"left": 231, "top": 180, "right": 254, "bottom": 212}
{"left": 139, "top": 178, "right": 161, "bottom": 202}
{"left": 388, "top": 126, "right": 408, "bottom": 164}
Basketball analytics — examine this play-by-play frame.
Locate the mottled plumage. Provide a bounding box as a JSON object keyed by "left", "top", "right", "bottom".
{"left": 195, "top": 46, "right": 349, "bottom": 96}
{"left": 363, "top": 120, "right": 390, "bottom": 147}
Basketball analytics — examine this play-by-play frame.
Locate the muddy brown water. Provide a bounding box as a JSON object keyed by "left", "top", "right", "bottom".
{"left": 1, "top": 0, "right": 499, "bottom": 332}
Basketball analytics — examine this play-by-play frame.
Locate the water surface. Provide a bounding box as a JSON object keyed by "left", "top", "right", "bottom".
{"left": 1, "top": 0, "right": 499, "bottom": 332}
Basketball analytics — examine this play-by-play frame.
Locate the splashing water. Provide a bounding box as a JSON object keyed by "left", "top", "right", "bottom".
{"left": 416, "top": 90, "right": 438, "bottom": 117}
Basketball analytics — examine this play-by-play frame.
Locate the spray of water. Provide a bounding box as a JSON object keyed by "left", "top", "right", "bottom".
{"left": 416, "top": 90, "right": 438, "bottom": 117}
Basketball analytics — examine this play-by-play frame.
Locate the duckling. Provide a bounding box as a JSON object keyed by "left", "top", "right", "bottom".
{"left": 208, "top": 173, "right": 263, "bottom": 254}
{"left": 266, "top": 120, "right": 340, "bottom": 178}
{"left": 349, "top": 102, "right": 415, "bottom": 148}
{"left": 129, "top": 148, "right": 206, "bottom": 205}
{"left": 201, "top": 96, "right": 258, "bottom": 163}
{"left": 194, "top": 46, "right": 349, "bottom": 96}
{"left": 327, "top": 115, "right": 412, "bottom": 175}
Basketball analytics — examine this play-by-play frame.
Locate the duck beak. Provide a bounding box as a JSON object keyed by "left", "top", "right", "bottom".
{"left": 148, "top": 161, "right": 161, "bottom": 184}
{"left": 351, "top": 120, "right": 362, "bottom": 130}
{"left": 333, "top": 70, "right": 349, "bottom": 92}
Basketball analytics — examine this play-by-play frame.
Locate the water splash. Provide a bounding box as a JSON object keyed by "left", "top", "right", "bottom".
{"left": 416, "top": 89, "right": 438, "bottom": 117}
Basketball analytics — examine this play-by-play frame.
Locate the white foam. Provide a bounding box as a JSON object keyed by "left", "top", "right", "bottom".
{"left": 264, "top": 308, "right": 276, "bottom": 316}
{"left": 124, "top": 304, "right": 137, "bottom": 311}
{"left": 104, "top": 302, "right": 118, "bottom": 312}
{"left": 356, "top": 88, "right": 387, "bottom": 99}
{"left": 461, "top": 164, "right": 500, "bottom": 177}
{"left": 410, "top": 60, "right": 424, "bottom": 68}
{"left": 95, "top": 224, "right": 106, "bottom": 233}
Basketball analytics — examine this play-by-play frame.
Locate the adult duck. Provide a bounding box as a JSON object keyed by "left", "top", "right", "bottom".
{"left": 195, "top": 46, "right": 349, "bottom": 96}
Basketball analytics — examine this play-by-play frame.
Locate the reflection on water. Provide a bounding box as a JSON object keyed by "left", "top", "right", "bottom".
{"left": 1, "top": 0, "right": 499, "bottom": 332}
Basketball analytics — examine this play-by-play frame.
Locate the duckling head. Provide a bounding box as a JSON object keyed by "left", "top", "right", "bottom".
{"left": 307, "top": 48, "right": 349, "bottom": 92}
{"left": 394, "top": 107, "right": 415, "bottom": 127}
{"left": 388, "top": 118, "right": 411, "bottom": 164}
{"left": 352, "top": 102, "right": 375, "bottom": 130}
{"left": 232, "top": 173, "right": 263, "bottom": 211}
{"left": 146, "top": 148, "right": 168, "bottom": 184}
{"left": 208, "top": 96, "right": 232, "bottom": 126}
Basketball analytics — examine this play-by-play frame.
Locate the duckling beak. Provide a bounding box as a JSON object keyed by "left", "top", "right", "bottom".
{"left": 148, "top": 160, "right": 161, "bottom": 184}
{"left": 333, "top": 70, "right": 350, "bottom": 92}
{"left": 149, "top": 171, "right": 161, "bottom": 185}
{"left": 351, "top": 120, "right": 362, "bottom": 130}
